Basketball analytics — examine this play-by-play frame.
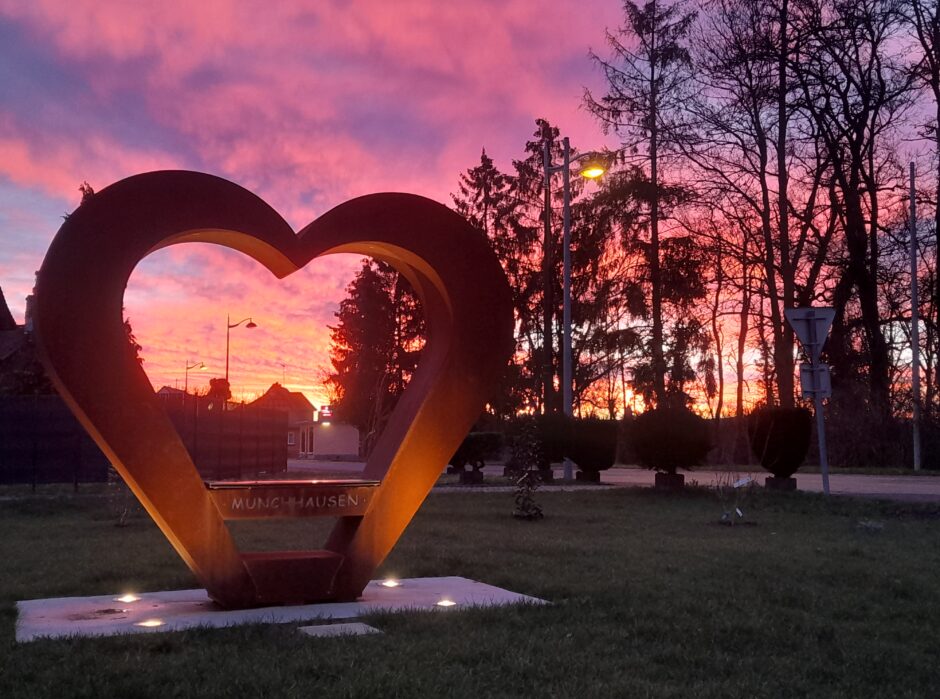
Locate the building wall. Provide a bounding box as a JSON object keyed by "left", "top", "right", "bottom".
{"left": 311, "top": 423, "right": 359, "bottom": 458}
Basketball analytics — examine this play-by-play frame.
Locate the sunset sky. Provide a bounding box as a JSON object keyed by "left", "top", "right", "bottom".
{"left": 0, "top": 0, "right": 627, "bottom": 406}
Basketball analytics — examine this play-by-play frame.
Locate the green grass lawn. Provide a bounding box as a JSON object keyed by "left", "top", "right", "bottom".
{"left": 2, "top": 487, "right": 940, "bottom": 698}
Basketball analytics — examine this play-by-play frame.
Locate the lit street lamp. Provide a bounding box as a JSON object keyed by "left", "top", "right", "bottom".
{"left": 225, "top": 315, "right": 257, "bottom": 383}
{"left": 543, "top": 136, "right": 607, "bottom": 421}
{"left": 184, "top": 360, "right": 206, "bottom": 395}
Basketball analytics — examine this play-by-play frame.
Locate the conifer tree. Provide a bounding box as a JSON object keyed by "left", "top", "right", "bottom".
{"left": 453, "top": 148, "right": 538, "bottom": 416}
{"left": 586, "top": 0, "right": 697, "bottom": 405}
{"left": 326, "top": 260, "right": 423, "bottom": 454}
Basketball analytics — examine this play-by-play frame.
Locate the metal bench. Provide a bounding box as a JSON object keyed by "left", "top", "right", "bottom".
{"left": 203, "top": 478, "right": 382, "bottom": 604}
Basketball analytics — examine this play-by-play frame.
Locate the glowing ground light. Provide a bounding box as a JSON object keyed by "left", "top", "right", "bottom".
{"left": 436, "top": 599, "right": 457, "bottom": 608}
{"left": 134, "top": 619, "right": 165, "bottom": 628}
{"left": 381, "top": 579, "right": 401, "bottom": 588}
{"left": 114, "top": 594, "right": 140, "bottom": 603}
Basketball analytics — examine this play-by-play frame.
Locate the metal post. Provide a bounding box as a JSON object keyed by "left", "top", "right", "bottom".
{"left": 562, "top": 138, "right": 575, "bottom": 481}
{"left": 192, "top": 393, "right": 199, "bottom": 466}
{"left": 814, "top": 394, "right": 829, "bottom": 495}
{"left": 562, "top": 136, "right": 573, "bottom": 418}
{"left": 910, "top": 162, "right": 922, "bottom": 471}
{"left": 225, "top": 313, "right": 231, "bottom": 382}
{"left": 542, "top": 141, "right": 555, "bottom": 416}
{"left": 809, "top": 310, "right": 830, "bottom": 495}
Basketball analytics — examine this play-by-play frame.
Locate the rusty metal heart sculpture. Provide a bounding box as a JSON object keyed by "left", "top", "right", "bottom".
{"left": 34, "top": 171, "right": 513, "bottom": 609}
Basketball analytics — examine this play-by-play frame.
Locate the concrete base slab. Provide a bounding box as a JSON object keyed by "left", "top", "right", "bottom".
{"left": 298, "top": 622, "right": 382, "bottom": 637}
{"left": 16, "top": 576, "right": 546, "bottom": 642}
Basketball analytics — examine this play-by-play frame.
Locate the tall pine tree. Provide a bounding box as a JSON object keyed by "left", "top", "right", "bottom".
{"left": 326, "top": 260, "right": 424, "bottom": 455}
{"left": 585, "top": 0, "right": 697, "bottom": 405}
{"left": 453, "top": 149, "right": 538, "bottom": 417}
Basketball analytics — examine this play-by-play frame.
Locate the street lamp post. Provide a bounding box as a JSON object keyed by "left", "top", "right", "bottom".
{"left": 184, "top": 360, "right": 205, "bottom": 395}
{"left": 225, "top": 314, "right": 257, "bottom": 384}
{"left": 543, "top": 137, "right": 606, "bottom": 417}
{"left": 544, "top": 137, "right": 606, "bottom": 480}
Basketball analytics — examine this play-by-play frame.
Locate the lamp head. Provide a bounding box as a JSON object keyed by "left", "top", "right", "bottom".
{"left": 246, "top": 319, "right": 257, "bottom": 329}
{"left": 578, "top": 154, "right": 607, "bottom": 179}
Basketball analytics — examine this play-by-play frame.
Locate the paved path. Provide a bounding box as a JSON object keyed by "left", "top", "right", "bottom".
{"left": 287, "top": 460, "right": 940, "bottom": 503}
{"left": 599, "top": 469, "right": 940, "bottom": 503}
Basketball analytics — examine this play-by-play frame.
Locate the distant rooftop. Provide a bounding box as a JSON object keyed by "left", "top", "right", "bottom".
{"left": 249, "top": 382, "right": 315, "bottom": 414}
{"left": 0, "top": 286, "right": 17, "bottom": 332}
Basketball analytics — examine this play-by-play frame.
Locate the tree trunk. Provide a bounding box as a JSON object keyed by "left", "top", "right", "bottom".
{"left": 542, "top": 147, "right": 556, "bottom": 414}
{"left": 756, "top": 126, "right": 786, "bottom": 407}
{"left": 711, "top": 241, "right": 725, "bottom": 427}
{"left": 735, "top": 263, "right": 751, "bottom": 463}
{"left": 756, "top": 308, "right": 775, "bottom": 405}
{"left": 649, "top": 20, "right": 667, "bottom": 404}
{"left": 776, "top": 0, "right": 795, "bottom": 409}
{"left": 935, "top": 90, "right": 940, "bottom": 410}
{"left": 843, "top": 184, "right": 891, "bottom": 416}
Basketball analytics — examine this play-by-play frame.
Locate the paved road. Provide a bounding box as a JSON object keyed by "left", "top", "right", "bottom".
{"left": 599, "top": 469, "right": 940, "bottom": 503}
{"left": 288, "top": 459, "right": 940, "bottom": 503}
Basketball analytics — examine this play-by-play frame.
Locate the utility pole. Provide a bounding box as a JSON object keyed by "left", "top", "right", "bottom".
{"left": 910, "top": 163, "right": 922, "bottom": 471}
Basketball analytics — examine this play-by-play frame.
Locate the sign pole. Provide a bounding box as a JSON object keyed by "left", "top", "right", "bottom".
{"left": 813, "top": 393, "right": 830, "bottom": 495}
{"left": 807, "top": 310, "right": 830, "bottom": 495}
{"left": 910, "top": 162, "right": 922, "bottom": 471}
{"left": 786, "top": 307, "right": 835, "bottom": 495}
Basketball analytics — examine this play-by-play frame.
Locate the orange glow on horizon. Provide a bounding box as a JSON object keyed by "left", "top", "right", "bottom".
{"left": 122, "top": 237, "right": 773, "bottom": 420}
{"left": 125, "top": 244, "right": 363, "bottom": 408}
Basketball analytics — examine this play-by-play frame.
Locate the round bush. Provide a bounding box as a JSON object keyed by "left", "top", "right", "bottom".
{"left": 748, "top": 407, "right": 812, "bottom": 478}
{"left": 506, "top": 416, "right": 619, "bottom": 473}
{"left": 567, "top": 418, "right": 618, "bottom": 472}
{"left": 450, "top": 431, "right": 502, "bottom": 471}
{"left": 631, "top": 407, "right": 711, "bottom": 474}
{"left": 534, "top": 413, "right": 571, "bottom": 464}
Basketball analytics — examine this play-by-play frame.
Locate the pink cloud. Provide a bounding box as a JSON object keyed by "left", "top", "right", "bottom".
{"left": 0, "top": 0, "right": 627, "bottom": 403}
{"left": 0, "top": 0, "right": 622, "bottom": 203}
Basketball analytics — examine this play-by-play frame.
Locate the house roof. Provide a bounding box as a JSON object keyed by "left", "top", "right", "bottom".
{"left": 249, "top": 383, "right": 315, "bottom": 414}
{"left": 0, "top": 287, "right": 16, "bottom": 332}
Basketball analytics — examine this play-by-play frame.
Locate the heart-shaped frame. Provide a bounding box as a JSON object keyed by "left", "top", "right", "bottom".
{"left": 34, "top": 171, "right": 513, "bottom": 608}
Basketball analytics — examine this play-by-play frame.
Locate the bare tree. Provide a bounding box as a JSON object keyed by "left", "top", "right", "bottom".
{"left": 679, "top": 0, "right": 838, "bottom": 408}
{"left": 903, "top": 0, "right": 940, "bottom": 410}
{"left": 793, "top": 0, "right": 917, "bottom": 416}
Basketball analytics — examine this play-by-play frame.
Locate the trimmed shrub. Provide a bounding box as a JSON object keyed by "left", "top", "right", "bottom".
{"left": 505, "top": 417, "right": 549, "bottom": 473}
{"left": 504, "top": 416, "right": 619, "bottom": 475}
{"left": 523, "top": 415, "right": 619, "bottom": 472}
{"left": 748, "top": 407, "right": 812, "bottom": 478}
{"left": 449, "top": 432, "right": 502, "bottom": 472}
{"left": 631, "top": 407, "right": 711, "bottom": 474}
{"left": 568, "top": 418, "right": 618, "bottom": 473}
{"left": 534, "top": 414, "right": 571, "bottom": 465}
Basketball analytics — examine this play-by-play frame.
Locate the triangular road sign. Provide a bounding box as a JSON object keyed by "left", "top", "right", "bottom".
{"left": 785, "top": 307, "right": 835, "bottom": 363}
